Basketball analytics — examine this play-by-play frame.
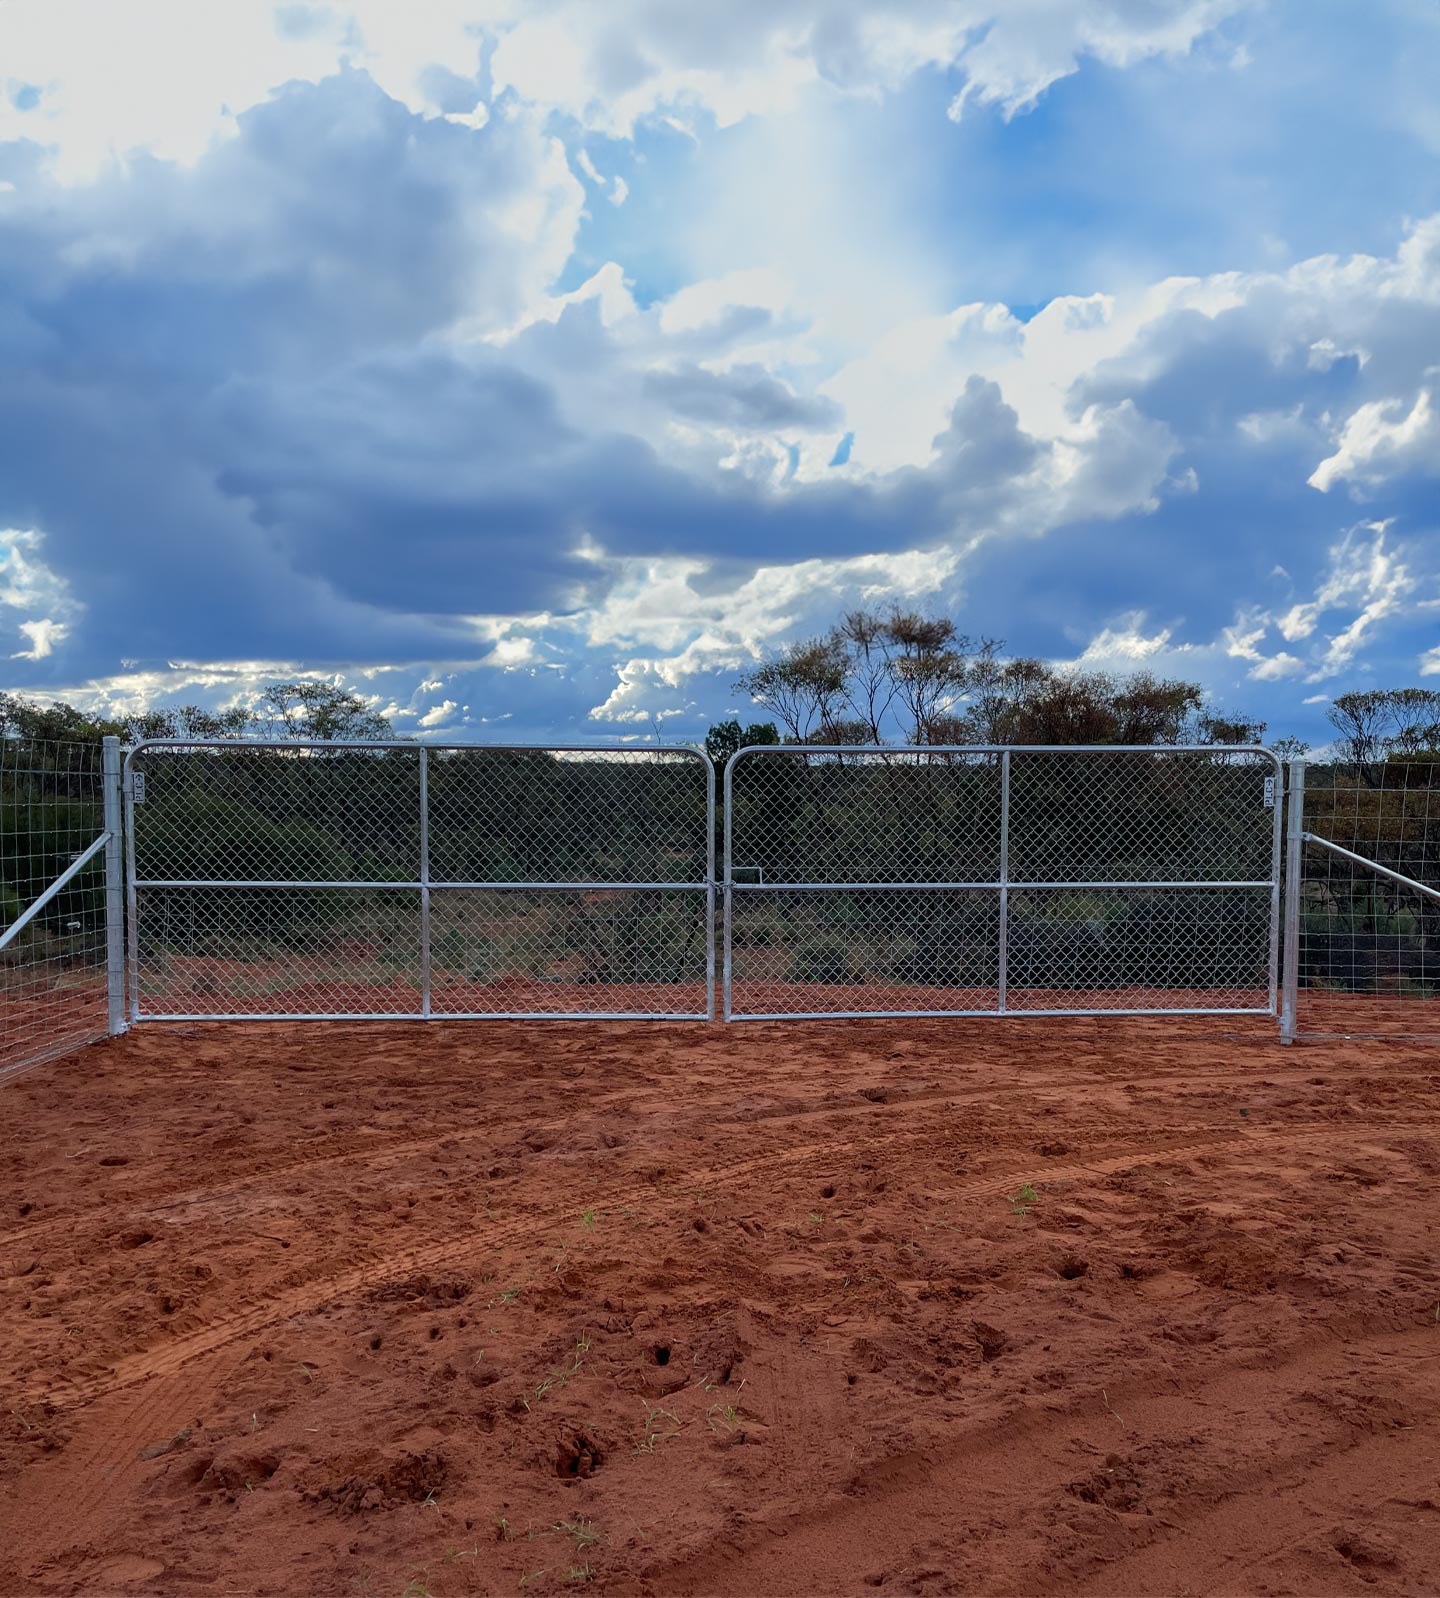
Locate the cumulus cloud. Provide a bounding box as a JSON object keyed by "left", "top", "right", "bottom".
{"left": 1309, "top": 384, "right": 1440, "bottom": 491}
{"left": 12, "top": 618, "right": 69, "bottom": 660}
{"left": 0, "top": 528, "right": 80, "bottom": 662}
{"left": 0, "top": 0, "right": 1252, "bottom": 186}
{"left": 1214, "top": 523, "right": 1436, "bottom": 685}
{"left": 418, "top": 699, "right": 458, "bottom": 728}
{"left": 486, "top": 0, "right": 1249, "bottom": 135}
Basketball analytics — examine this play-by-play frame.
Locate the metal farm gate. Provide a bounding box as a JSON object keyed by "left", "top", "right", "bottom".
{"left": 123, "top": 741, "right": 714, "bottom": 1021}
{"left": 11, "top": 733, "right": 1438, "bottom": 1077}
{"left": 723, "top": 745, "right": 1283, "bottom": 1021}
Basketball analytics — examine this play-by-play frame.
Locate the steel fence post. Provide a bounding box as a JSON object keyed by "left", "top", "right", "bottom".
{"left": 704, "top": 750, "right": 716, "bottom": 1022}
{"left": 722, "top": 751, "right": 734, "bottom": 1022}
{"left": 1279, "top": 758, "right": 1305, "bottom": 1044}
{"left": 419, "top": 746, "right": 431, "bottom": 1019}
{"left": 998, "top": 750, "right": 1010, "bottom": 1014}
{"left": 122, "top": 747, "right": 140, "bottom": 1023}
{"left": 101, "top": 737, "right": 127, "bottom": 1036}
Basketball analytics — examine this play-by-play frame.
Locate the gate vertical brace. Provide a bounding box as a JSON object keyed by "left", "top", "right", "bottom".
{"left": 1279, "top": 758, "right": 1305, "bottom": 1044}
{"left": 101, "top": 736, "right": 127, "bottom": 1036}
{"left": 997, "top": 751, "right": 1010, "bottom": 1015}
{"left": 419, "top": 747, "right": 432, "bottom": 1019}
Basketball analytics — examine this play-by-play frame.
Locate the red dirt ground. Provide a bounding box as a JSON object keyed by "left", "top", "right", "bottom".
{"left": 1, "top": 1015, "right": 1438, "bottom": 1597}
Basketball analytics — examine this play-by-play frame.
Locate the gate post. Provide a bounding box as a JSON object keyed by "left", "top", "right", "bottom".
{"left": 1279, "top": 758, "right": 1305, "bottom": 1044}
{"left": 997, "top": 751, "right": 1010, "bottom": 1014}
{"left": 419, "top": 747, "right": 431, "bottom": 1019}
{"left": 101, "top": 736, "right": 127, "bottom": 1037}
{"left": 721, "top": 752, "right": 733, "bottom": 1022}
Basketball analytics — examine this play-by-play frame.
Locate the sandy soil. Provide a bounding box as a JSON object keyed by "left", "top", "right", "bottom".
{"left": 1, "top": 1015, "right": 1438, "bottom": 1597}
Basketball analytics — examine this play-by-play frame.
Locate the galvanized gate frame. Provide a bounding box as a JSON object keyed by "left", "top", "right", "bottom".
{"left": 122, "top": 740, "right": 716, "bottom": 1023}
{"left": 112, "top": 738, "right": 1297, "bottom": 1032}
{"left": 723, "top": 744, "right": 1285, "bottom": 1022}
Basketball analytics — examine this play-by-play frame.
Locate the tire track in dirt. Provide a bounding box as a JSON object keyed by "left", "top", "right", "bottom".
{"left": 0, "top": 1347, "right": 247, "bottom": 1581}
{"left": 33, "top": 1116, "right": 1411, "bottom": 1415}
{"left": 13, "top": 1056, "right": 1430, "bottom": 1251}
{"left": 657, "top": 1315, "right": 1440, "bottom": 1597}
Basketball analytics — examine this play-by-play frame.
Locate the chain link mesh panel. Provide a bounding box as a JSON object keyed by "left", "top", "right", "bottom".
{"left": 428, "top": 888, "right": 709, "bottom": 1017}
{"left": 128, "top": 742, "right": 713, "bottom": 1021}
{"left": 134, "top": 885, "right": 423, "bottom": 1016}
{"left": 728, "top": 887, "right": 1001, "bottom": 1016}
{"left": 1293, "top": 759, "right": 1439, "bottom": 1039}
{"left": 1, "top": 737, "right": 113, "bottom": 1077}
{"left": 132, "top": 744, "right": 422, "bottom": 883}
{"left": 426, "top": 749, "right": 708, "bottom": 885}
{"left": 1004, "top": 886, "right": 1272, "bottom": 1011}
{"left": 725, "top": 745, "right": 1280, "bottom": 1020}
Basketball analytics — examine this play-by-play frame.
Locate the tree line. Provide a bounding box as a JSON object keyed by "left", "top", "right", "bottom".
{"left": 698, "top": 606, "right": 1440, "bottom": 771}
{"left": 0, "top": 679, "right": 394, "bottom": 748}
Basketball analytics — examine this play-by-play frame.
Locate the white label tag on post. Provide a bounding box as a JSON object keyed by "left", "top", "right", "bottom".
{"left": 1263, "top": 776, "right": 1276, "bottom": 809}
{"left": 132, "top": 772, "right": 146, "bottom": 805}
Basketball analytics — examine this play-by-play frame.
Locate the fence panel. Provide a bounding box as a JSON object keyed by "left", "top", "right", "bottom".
{"left": 725, "top": 745, "right": 1280, "bottom": 1020}
{"left": 0, "top": 736, "right": 115, "bottom": 1079}
{"left": 127, "top": 741, "right": 714, "bottom": 1021}
{"left": 1290, "top": 758, "right": 1440, "bottom": 1039}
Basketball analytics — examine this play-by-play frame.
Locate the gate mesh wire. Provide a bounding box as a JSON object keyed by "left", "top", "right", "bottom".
{"left": 1, "top": 737, "right": 110, "bottom": 1078}
{"left": 131, "top": 744, "right": 711, "bottom": 1018}
{"left": 727, "top": 747, "right": 1278, "bottom": 1017}
{"left": 1297, "top": 759, "right": 1440, "bottom": 1038}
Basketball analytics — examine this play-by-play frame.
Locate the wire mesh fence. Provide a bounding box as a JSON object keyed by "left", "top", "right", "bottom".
{"left": 724, "top": 745, "right": 1281, "bottom": 1019}
{"left": 127, "top": 742, "right": 714, "bottom": 1020}
{"left": 0, "top": 736, "right": 115, "bottom": 1079}
{"left": 7, "top": 732, "right": 1436, "bottom": 1066}
{"left": 1291, "top": 757, "right": 1440, "bottom": 1039}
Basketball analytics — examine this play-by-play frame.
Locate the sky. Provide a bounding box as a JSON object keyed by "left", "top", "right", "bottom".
{"left": 1, "top": 0, "right": 1438, "bottom": 748}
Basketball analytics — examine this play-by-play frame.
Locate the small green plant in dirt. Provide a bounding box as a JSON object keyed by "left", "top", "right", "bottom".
{"left": 706, "top": 1403, "right": 739, "bottom": 1435}
{"left": 444, "top": 1545, "right": 480, "bottom": 1563}
{"left": 495, "top": 1516, "right": 514, "bottom": 1542}
{"left": 498, "top": 1287, "right": 522, "bottom": 1305}
{"left": 564, "top": 1565, "right": 594, "bottom": 1585}
{"left": 635, "top": 1400, "right": 684, "bottom": 1454}
{"left": 1009, "top": 1183, "right": 1038, "bottom": 1215}
{"left": 581, "top": 1208, "right": 597, "bottom": 1229}
{"left": 536, "top": 1333, "right": 591, "bottom": 1400}
{"left": 400, "top": 1576, "right": 431, "bottom": 1598}
{"left": 555, "top": 1518, "right": 599, "bottom": 1551}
